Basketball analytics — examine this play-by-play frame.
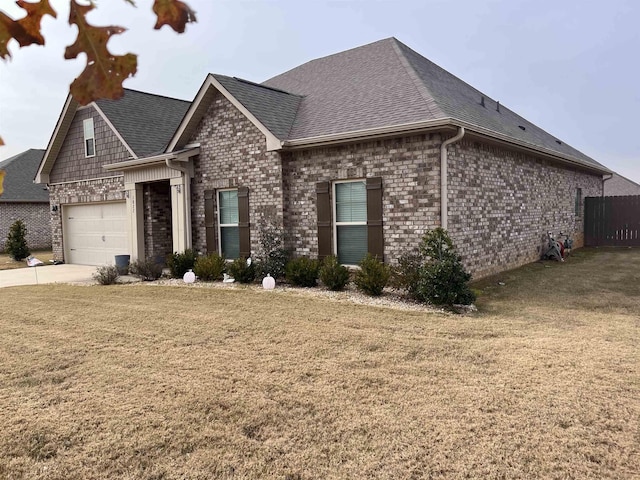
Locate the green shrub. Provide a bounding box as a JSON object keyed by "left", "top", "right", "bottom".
{"left": 168, "top": 249, "right": 197, "bottom": 278}
{"left": 6, "top": 219, "right": 30, "bottom": 261}
{"left": 354, "top": 254, "right": 390, "bottom": 296}
{"left": 130, "top": 258, "right": 163, "bottom": 281}
{"left": 285, "top": 257, "right": 320, "bottom": 287}
{"left": 255, "top": 217, "right": 290, "bottom": 280}
{"left": 319, "top": 255, "right": 350, "bottom": 291}
{"left": 391, "top": 250, "right": 423, "bottom": 298}
{"left": 227, "top": 257, "right": 256, "bottom": 284}
{"left": 411, "top": 228, "right": 476, "bottom": 306}
{"left": 194, "top": 253, "right": 226, "bottom": 281}
{"left": 92, "top": 265, "right": 119, "bottom": 285}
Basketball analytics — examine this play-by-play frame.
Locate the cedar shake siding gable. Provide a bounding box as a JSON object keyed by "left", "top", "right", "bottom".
{"left": 49, "top": 106, "right": 130, "bottom": 184}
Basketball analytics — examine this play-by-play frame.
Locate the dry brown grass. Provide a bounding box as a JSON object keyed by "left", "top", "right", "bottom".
{"left": 0, "top": 250, "right": 54, "bottom": 270}
{"left": 0, "top": 248, "right": 638, "bottom": 479}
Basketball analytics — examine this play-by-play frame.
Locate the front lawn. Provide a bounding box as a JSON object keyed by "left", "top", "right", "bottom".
{"left": 0, "top": 250, "right": 54, "bottom": 270}
{"left": 0, "top": 248, "right": 638, "bottom": 479}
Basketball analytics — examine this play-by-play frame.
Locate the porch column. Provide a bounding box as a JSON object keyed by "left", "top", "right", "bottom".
{"left": 170, "top": 174, "right": 192, "bottom": 253}
{"left": 125, "top": 182, "right": 144, "bottom": 261}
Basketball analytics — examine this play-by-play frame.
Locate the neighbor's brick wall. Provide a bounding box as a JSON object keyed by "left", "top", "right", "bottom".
{"left": 0, "top": 203, "right": 52, "bottom": 251}
{"left": 189, "top": 92, "right": 284, "bottom": 257}
{"left": 49, "top": 106, "right": 129, "bottom": 184}
{"left": 447, "top": 140, "right": 602, "bottom": 278}
{"left": 144, "top": 182, "right": 172, "bottom": 262}
{"left": 282, "top": 134, "right": 442, "bottom": 259}
{"left": 48, "top": 177, "right": 125, "bottom": 261}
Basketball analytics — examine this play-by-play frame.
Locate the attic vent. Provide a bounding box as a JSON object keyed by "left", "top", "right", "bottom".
{"left": 480, "top": 96, "right": 485, "bottom": 107}
{"left": 496, "top": 101, "right": 501, "bottom": 113}
{"left": 518, "top": 125, "right": 526, "bottom": 131}
{"left": 556, "top": 140, "right": 562, "bottom": 145}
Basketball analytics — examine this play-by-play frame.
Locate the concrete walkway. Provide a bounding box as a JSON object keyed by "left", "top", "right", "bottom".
{"left": 0, "top": 264, "right": 97, "bottom": 288}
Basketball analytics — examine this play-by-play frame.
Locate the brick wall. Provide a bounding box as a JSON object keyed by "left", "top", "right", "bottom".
{"left": 447, "top": 140, "right": 602, "bottom": 278}
{"left": 189, "top": 92, "right": 284, "bottom": 257}
{"left": 282, "top": 134, "right": 442, "bottom": 259}
{"left": 48, "top": 177, "right": 125, "bottom": 261}
{"left": 49, "top": 106, "right": 129, "bottom": 183}
{"left": 144, "top": 181, "right": 172, "bottom": 262}
{"left": 0, "top": 203, "right": 51, "bottom": 251}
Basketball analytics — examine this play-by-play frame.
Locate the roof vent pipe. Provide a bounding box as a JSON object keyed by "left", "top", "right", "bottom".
{"left": 496, "top": 101, "right": 501, "bottom": 113}
{"left": 440, "top": 127, "right": 465, "bottom": 230}
{"left": 480, "top": 96, "right": 485, "bottom": 107}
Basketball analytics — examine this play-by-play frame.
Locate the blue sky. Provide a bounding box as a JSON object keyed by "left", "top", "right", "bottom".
{"left": 1, "top": 0, "right": 638, "bottom": 181}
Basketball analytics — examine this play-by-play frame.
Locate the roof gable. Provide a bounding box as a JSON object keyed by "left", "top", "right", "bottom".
{"left": 0, "top": 149, "right": 48, "bottom": 203}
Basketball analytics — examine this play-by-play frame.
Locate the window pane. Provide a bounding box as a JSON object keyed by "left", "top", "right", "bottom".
{"left": 86, "top": 139, "right": 95, "bottom": 157}
{"left": 221, "top": 226, "right": 240, "bottom": 259}
{"left": 336, "top": 182, "right": 366, "bottom": 222}
{"left": 337, "top": 225, "right": 367, "bottom": 265}
{"left": 83, "top": 118, "right": 94, "bottom": 139}
{"left": 219, "top": 190, "right": 238, "bottom": 224}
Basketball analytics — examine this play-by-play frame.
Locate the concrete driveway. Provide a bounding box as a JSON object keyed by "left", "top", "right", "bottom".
{"left": 0, "top": 264, "right": 96, "bottom": 288}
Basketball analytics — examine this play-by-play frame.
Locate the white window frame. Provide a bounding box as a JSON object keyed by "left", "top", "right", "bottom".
{"left": 333, "top": 179, "right": 367, "bottom": 266}
{"left": 83, "top": 118, "right": 95, "bottom": 158}
{"left": 217, "top": 188, "right": 239, "bottom": 259}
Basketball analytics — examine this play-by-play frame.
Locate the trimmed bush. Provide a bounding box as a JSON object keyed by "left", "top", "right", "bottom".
{"left": 319, "top": 255, "right": 350, "bottom": 291}
{"left": 227, "top": 257, "right": 256, "bottom": 284}
{"left": 6, "top": 219, "right": 30, "bottom": 261}
{"left": 92, "top": 265, "right": 119, "bottom": 285}
{"left": 130, "top": 258, "right": 163, "bottom": 281}
{"left": 354, "top": 254, "right": 390, "bottom": 296}
{"left": 168, "top": 249, "right": 197, "bottom": 278}
{"left": 391, "top": 250, "right": 423, "bottom": 299}
{"left": 285, "top": 257, "right": 320, "bottom": 287}
{"left": 194, "top": 253, "right": 226, "bottom": 281}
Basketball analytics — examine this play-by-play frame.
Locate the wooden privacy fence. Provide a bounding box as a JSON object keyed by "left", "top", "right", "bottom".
{"left": 584, "top": 195, "right": 640, "bottom": 246}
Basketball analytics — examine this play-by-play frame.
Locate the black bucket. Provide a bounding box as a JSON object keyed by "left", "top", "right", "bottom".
{"left": 115, "top": 255, "right": 130, "bottom": 275}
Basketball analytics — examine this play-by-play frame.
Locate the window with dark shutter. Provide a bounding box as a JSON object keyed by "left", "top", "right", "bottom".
{"left": 204, "top": 190, "right": 217, "bottom": 254}
{"left": 218, "top": 189, "right": 240, "bottom": 259}
{"left": 334, "top": 180, "right": 368, "bottom": 265}
{"left": 316, "top": 182, "right": 332, "bottom": 260}
{"left": 237, "top": 186, "right": 251, "bottom": 258}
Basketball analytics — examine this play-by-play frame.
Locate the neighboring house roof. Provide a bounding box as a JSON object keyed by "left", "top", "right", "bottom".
{"left": 604, "top": 172, "right": 640, "bottom": 196}
{"left": 95, "top": 89, "right": 191, "bottom": 157}
{"left": 262, "top": 37, "right": 607, "bottom": 172}
{"left": 0, "top": 149, "right": 48, "bottom": 203}
{"left": 37, "top": 89, "right": 191, "bottom": 183}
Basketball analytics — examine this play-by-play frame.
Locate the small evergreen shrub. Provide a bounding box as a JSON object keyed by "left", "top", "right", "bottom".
{"left": 92, "top": 265, "right": 119, "bottom": 285}
{"left": 285, "top": 257, "right": 320, "bottom": 287}
{"left": 391, "top": 250, "right": 423, "bottom": 299}
{"left": 168, "top": 249, "right": 197, "bottom": 278}
{"left": 255, "top": 217, "right": 290, "bottom": 280}
{"left": 194, "top": 253, "right": 226, "bottom": 281}
{"left": 414, "top": 228, "right": 476, "bottom": 306}
{"left": 6, "top": 219, "right": 30, "bottom": 261}
{"left": 130, "top": 258, "right": 163, "bottom": 281}
{"left": 354, "top": 254, "right": 390, "bottom": 296}
{"left": 319, "top": 255, "right": 350, "bottom": 291}
{"left": 227, "top": 257, "right": 256, "bottom": 283}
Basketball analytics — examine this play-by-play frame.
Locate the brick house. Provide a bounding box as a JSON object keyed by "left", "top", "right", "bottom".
{"left": 0, "top": 149, "right": 51, "bottom": 252}
{"left": 37, "top": 38, "right": 610, "bottom": 278}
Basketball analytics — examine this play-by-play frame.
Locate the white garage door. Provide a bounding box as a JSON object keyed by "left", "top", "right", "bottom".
{"left": 63, "top": 202, "right": 128, "bottom": 265}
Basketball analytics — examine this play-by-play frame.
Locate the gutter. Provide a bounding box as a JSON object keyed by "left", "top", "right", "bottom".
{"left": 602, "top": 173, "right": 613, "bottom": 197}
{"left": 440, "top": 127, "right": 465, "bottom": 230}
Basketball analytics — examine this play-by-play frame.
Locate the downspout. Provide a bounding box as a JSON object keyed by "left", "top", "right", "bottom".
{"left": 601, "top": 173, "right": 613, "bottom": 197}
{"left": 440, "top": 127, "right": 465, "bottom": 230}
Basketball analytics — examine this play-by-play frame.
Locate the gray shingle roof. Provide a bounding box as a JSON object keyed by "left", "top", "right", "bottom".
{"left": 262, "top": 37, "right": 605, "bottom": 171}
{"left": 96, "top": 89, "right": 191, "bottom": 157}
{"left": 0, "top": 149, "right": 48, "bottom": 203}
{"left": 213, "top": 75, "right": 301, "bottom": 139}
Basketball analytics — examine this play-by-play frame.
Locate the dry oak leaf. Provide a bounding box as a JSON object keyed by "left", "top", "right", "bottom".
{"left": 0, "top": 0, "right": 57, "bottom": 59}
{"left": 65, "top": 0, "right": 137, "bottom": 105}
{"left": 153, "top": 0, "right": 196, "bottom": 33}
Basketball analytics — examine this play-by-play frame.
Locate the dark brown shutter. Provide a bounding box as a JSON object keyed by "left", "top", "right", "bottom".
{"left": 237, "top": 186, "right": 251, "bottom": 258}
{"left": 204, "top": 190, "right": 217, "bottom": 254}
{"left": 316, "top": 181, "right": 332, "bottom": 260}
{"left": 366, "top": 177, "right": 384, "bottom": 260}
